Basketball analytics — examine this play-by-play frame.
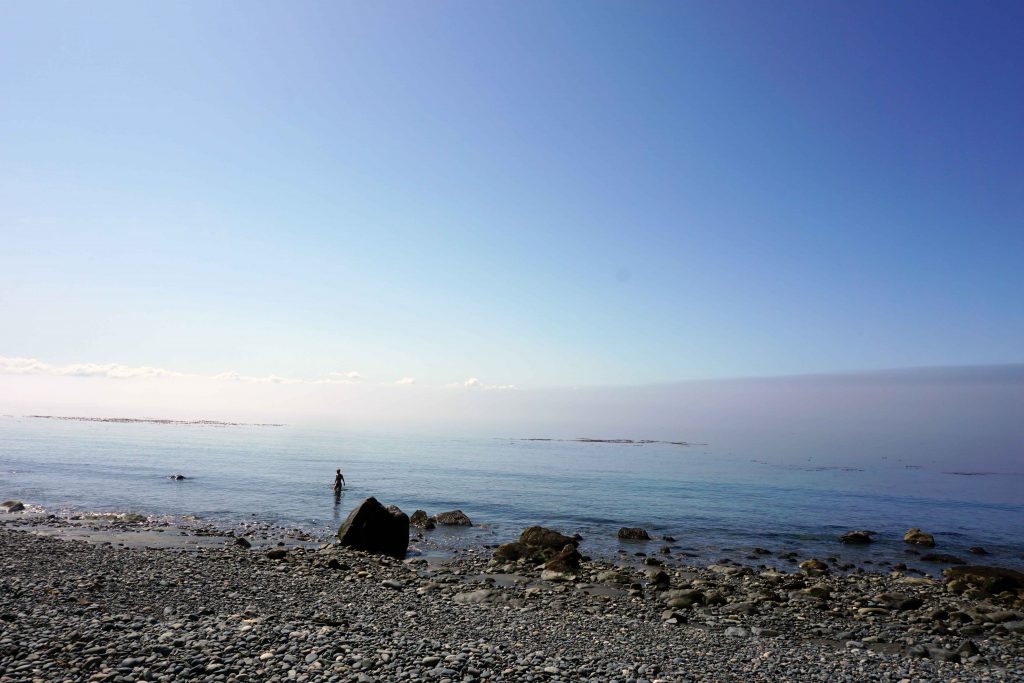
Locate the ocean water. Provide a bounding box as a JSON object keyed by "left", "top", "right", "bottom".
{"left": 1, "top": 415, "right": 1023, "bottom": 572}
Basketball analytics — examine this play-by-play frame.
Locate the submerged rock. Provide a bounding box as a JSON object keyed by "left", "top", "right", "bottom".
{"left": 921, "top": 553, "right": 966, "bottom": 565}
{"left": 799, "top": 558, "right": 830, "bottom": 576}
{"left": 337, "top": 497, "right": 409, "bottom": 559}
{"left": 617, "top": 527, "right": 651, "bottom": 540}
{"left": 434, "top": 509, "right": 473, "bottom": 526}
{"left": 904, "top": 528, "right": 936, "bottom": 547}
{"left": 839, "top": 530, "right": 874, "bottom": 544}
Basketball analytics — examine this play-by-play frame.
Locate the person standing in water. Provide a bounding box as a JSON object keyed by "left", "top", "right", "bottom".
{"left": 333, "top": 468, "right": 345, "bottom": 492}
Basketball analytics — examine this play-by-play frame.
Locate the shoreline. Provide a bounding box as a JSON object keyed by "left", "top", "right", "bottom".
{"left": 2, "top": 511, "right": 1023, "bottom": 681}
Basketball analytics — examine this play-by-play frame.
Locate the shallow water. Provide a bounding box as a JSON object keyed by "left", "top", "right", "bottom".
{"left": 1, "top": 416, "right": 1022, "bottom": 571}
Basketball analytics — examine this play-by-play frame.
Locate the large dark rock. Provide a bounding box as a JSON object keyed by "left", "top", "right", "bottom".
{"left": 540, "top": 543, "right": 583, "bottom": 581}
{"left": 337, "top": 497, "right": 409, "bottom": 559}
{"left": 904, "top": 528, "right": 935, "bottom": 547}
{"left": 493, "top": 526, "right": 579, "bottom": 565}
{"left": 520, "top": 526, "right": 577, "bottom": 550}
{"left": 1, "top": 500, "right": 25, "bottom": 513}
{"left": 618, "top": 527, "right": 651, "bottom": 540}
{"left": 410, "top": 510, "right": 435, "bottom": 529}
{"left": 544, "top": 544, "right": 582, "bottom": 574}
{"left": 943, "top": 565, "right": 1024, "bottom": 594}
{"left": 839, "top": 530, "right": 874, "bottom": 544}
{"left": 434, "top": 510, "right": 473, "bottom": 526}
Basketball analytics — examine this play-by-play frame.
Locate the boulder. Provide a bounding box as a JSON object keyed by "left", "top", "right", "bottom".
{"left": 943, "top": 565, "right": 1024, "bottom": 595}
{"left": 337, "top": 497, "right": 409, "bottom": 559}
{"left": 904, "top": 528, "right": 936, "bottom": 547}
{"left": 1, "top": 500, "right": 25, "bottom": 513}
{"left": 662, "top": 588, "right": 704, "bottom": 608}
{"left": 409, "top": 510, "right": 435, "bottom": 529}
{"left": 541, "top": 544, "right": 582, "bottom": 581}
{"left": 434, "top": 510, "right": 473, "bottom": 526}
{"left": 234, "top": 537, "right": 252, "bottom": 549}
{"left": 520, "top": 526, "right": 578, "bottom": 549}
{"left": 839, "top": 530, "right": 874, "bottom": 544}
{"left": 617, "top": 527, "right": 651, "bottom": 540}
{"left": 492, "top": 526, "right": 579, "bottom": 565}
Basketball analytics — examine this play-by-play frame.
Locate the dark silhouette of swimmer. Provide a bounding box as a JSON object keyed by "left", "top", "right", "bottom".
{"left": 333, "top": 468, "right": 345, "bottom": 492}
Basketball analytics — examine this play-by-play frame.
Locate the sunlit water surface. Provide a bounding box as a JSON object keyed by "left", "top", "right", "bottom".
{"left": 2, "top": 417, "right": 1022, "bottom": 571}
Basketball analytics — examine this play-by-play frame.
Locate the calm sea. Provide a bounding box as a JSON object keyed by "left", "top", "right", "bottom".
{"left": 1, "top": 416, "right": 1022, "bottom": 571}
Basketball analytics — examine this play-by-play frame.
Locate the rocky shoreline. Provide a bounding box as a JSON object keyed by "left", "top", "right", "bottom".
{"left": 2, "top": 505, "right": 1024, "bottom": 682}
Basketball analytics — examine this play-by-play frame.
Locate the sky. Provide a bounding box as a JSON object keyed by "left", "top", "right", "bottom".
{"left": 1, "top": 2, "right": 1023, "bottom": 425}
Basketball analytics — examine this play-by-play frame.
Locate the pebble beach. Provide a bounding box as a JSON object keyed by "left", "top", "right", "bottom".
{"left": 2, "top": 508, "right": 1023, "bottom": 682}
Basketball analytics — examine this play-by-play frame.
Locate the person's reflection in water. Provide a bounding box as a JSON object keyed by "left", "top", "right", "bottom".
{"left": 332, "top": 487, "right": 344, "bottom": 523}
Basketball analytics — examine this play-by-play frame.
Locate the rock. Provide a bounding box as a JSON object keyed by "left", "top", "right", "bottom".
{"left": 942, "top": 565, "right": 1024, "bottom": 594}
{"left": 904, "top": 528, "right": 935, "bottom": 547}
{"left": 875, "top": 593, "right": 922, "bottom": 611}
{"left": 839, "top": 530, "right": 874, "bottom": 544}
{"left": 646, "top": 569, "right": 670, "bottom": 588}
{"left": 493, "top": 526, "right": 578, "bottom": 564}
{"left": 0, "top": 500, "right": 25, "bottom": 513}
{"left": 986, "top": 610, "right": 1022, "bottom": 623}
{"left": 337, "top": 497, "right": 410, "bottom": 559}
{"left": 617, "top": 527, "right": 651, "bottom": 540}
{"left": 542, "top": 544, "right": 582, "bottom": 579}
{"left": 168, "top": 474, "right": 186, "bottom": 480}
{"left": 234, "top": 537, "right": 251, "bottom": 549}
{"left": 409, "top": 510, "right": 435, "bottom": 529}
{"left": 596, "top": 570, "right": 630, "bottom": 584}
{"left": 662, "top": 589, "right": 704, "bottom": 608}
{"left": 381, "top": 579, "right": 403, "bottom": 590}
{"left": 799, "top": 558, "right": 829, "bottom": 576}
{"left": 266, "top": 548, "right": 289, "bottom": 560}
{"left": 920, "top": 553, "right": 966, "bottom": 565}
{"left": 968, "top": 546, "right": 989, "bottom": 555}
{"left": 520, "top": 526, "right": 578, "bottom": 549}
{"left": 661, "top": 609, "right": 685, "bottom": 623}
{"left": 721, "top": 601, "right": 757, "bottom": 616}
{"left": 433, "top": 510, "right": 472, "bottom": 526}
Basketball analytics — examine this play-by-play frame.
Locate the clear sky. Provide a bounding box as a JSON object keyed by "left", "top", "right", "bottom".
{"left": 2, "top": 1, "right": 1022, "bottom": 391}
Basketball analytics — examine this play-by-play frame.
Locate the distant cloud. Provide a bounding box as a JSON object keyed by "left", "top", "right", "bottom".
{"left": 396, "top": 377, "right": 417, "bottom": 385}
{"left": 0, "top": 356, "right": 360, "bottom": 386}
{"left": 0, "top": 356, "right": 184, "bottom": 379}
{"left": 328, "top": 371, "right": 364, "bottom": 383}
{"left": 449, "top": 376, "right": 517, "bottom": 390}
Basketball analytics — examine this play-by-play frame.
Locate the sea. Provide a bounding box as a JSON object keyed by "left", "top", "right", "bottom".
{"left": 2, "top": 415, "right": 1023, "bottom": 572}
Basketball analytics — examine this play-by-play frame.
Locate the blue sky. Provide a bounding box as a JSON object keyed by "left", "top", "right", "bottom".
{"left": 2, "top": 1, "right": 1022, "bottom": 388}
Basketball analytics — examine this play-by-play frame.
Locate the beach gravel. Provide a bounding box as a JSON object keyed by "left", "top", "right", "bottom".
{"left": 1, "top": 525, "right": 1023, "bottom": 682}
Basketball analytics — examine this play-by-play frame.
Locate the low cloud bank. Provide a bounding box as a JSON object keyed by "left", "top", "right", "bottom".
{"left": 1, "top": 357, "right": 1021, "bottom": 470}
